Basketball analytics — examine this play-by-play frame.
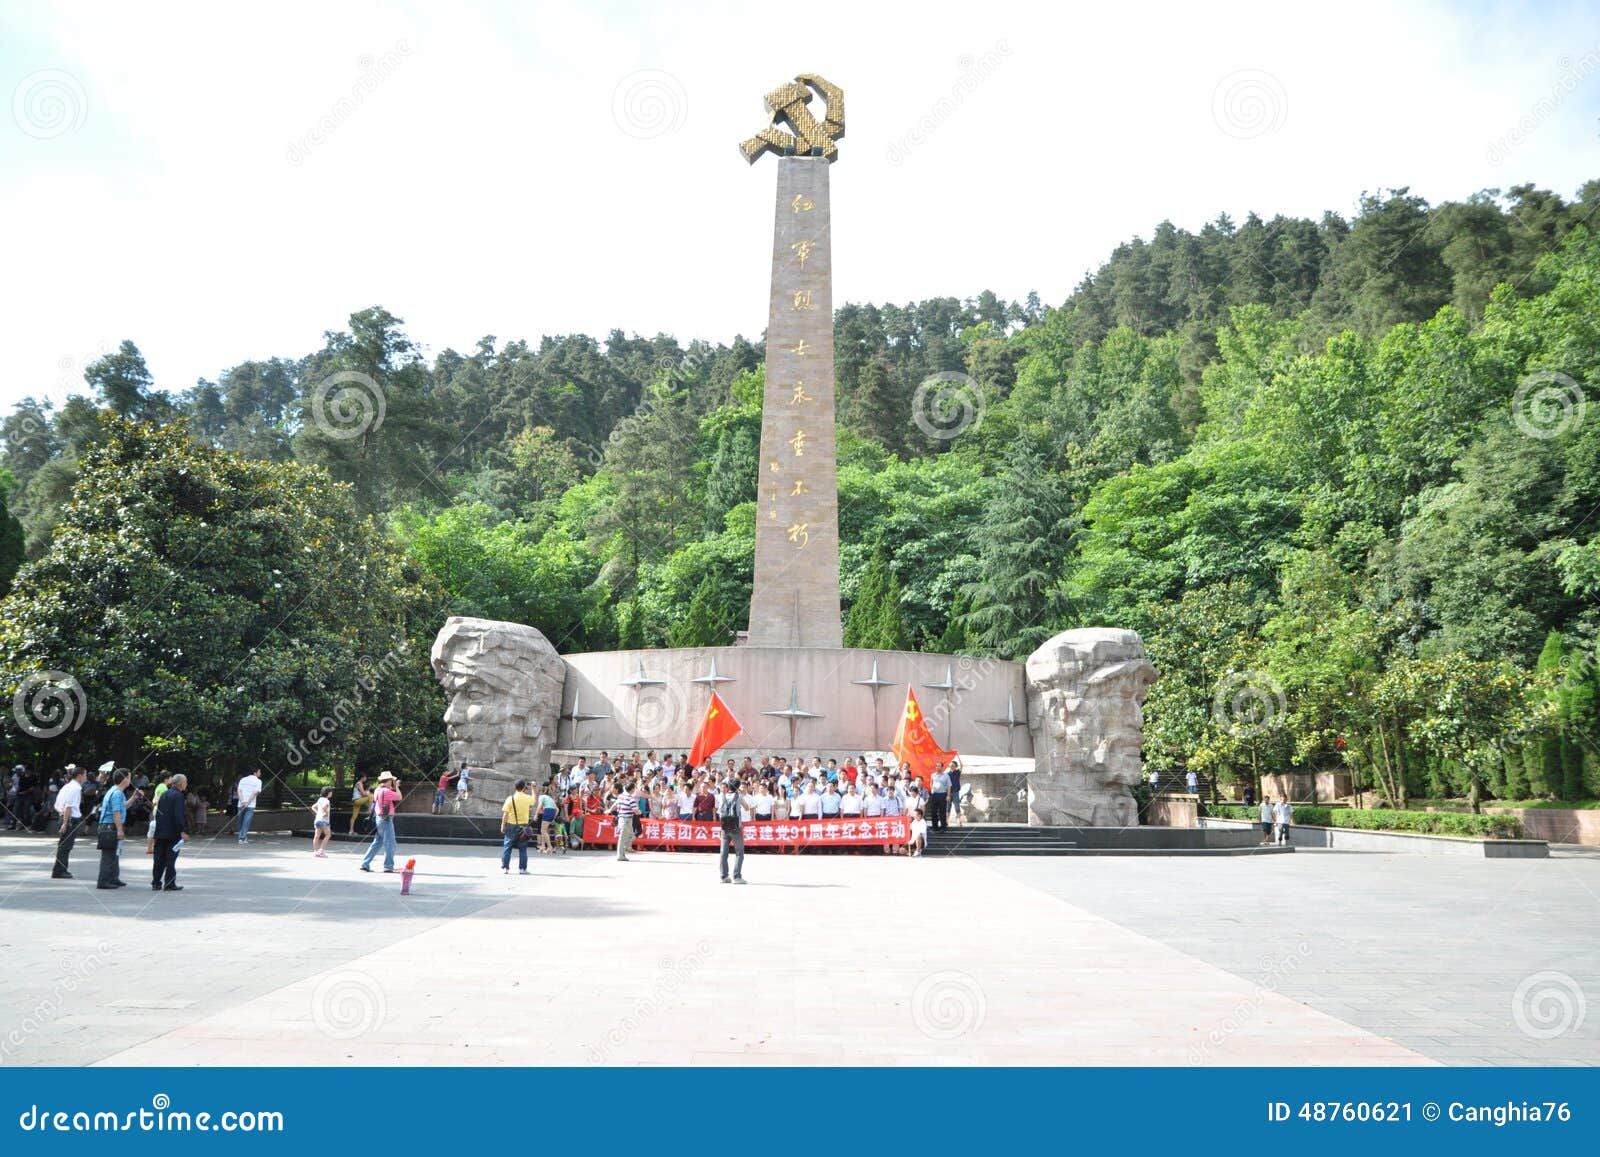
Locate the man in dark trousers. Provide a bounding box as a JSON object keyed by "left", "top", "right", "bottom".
{"left": 151, "top": 772, "right": 189, "bottom": 891}
{"left": 97, "top": 769, "right": 131, "bottom": 889}
{"left": 50, "top": 765, "right": 88, "bottom": 878}
{"left": 929, "top": 762, "right": 952, "bottom": 831}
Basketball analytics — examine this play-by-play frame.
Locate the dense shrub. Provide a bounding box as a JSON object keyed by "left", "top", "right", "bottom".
{"left": 1205, "top": 804, "right": 1523, "bottom": 839}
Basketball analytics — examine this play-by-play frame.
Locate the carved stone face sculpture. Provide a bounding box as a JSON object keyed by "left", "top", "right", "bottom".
{"left": 430, "top": 617, "right": 565, "bottom": 814}
{"left": 1024, "top": 628, "right": 1158, "bottom": 827}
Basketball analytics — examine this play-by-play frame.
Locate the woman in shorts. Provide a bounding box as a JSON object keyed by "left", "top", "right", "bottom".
{"left": 537, "top": 782, "right": 558, "bottom": 854}
{"left": 311, "top": 787, "right": 334, "bottom": 857}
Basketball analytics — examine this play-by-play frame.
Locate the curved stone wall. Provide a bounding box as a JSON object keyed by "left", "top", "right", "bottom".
{"left": 556, "top": 646, "right": 1031, "bottom": 762}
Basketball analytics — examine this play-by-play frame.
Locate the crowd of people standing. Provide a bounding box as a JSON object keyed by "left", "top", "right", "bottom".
{"left": 14, "top": 762, "right": 199, "bottom": 891}
{"left": 540, "top": 750, "right": 967, "bottom": 858}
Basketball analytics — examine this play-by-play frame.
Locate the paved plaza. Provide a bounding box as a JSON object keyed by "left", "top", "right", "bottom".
{"left": 0, "top": 832, "right": 1595, "bottom": 1066}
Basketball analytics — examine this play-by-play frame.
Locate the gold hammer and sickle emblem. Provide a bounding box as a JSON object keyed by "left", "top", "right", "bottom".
{"left": 739, "top": 73, "right": 846, "bottom": 164}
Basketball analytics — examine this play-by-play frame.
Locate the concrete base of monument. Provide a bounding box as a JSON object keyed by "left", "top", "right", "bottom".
{"left": 285, "top": 815, "right": 1288, "bottom": 856}
{"left": 555, "top": 645, "right": 1032, "bottom": 763}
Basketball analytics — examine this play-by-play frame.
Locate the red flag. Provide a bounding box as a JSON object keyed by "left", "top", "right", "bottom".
{"left": 891, "top": 686, "right": 957, "bottom": 783}
{"left": 688, "top": 691, "right": 742, "bottom": 768}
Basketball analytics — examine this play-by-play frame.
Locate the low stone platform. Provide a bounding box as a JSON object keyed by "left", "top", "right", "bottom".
{"left": 303, "top": 818, "right": 1289, "bottom": 856}
{"left": 926, "top": 824, "right": 1290, "bottom": 856}
{"left": 1201, "top": 818, "right": 1550, "bottom": 857}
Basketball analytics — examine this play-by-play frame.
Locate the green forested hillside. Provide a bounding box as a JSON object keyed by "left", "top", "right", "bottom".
{"left": 2, "top": 182, "right": 1598, "bottom": 802}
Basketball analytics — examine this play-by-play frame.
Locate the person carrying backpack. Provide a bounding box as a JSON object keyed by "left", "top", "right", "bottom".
{"left": 715, "top": 778, "right": 748, "bottom": 885}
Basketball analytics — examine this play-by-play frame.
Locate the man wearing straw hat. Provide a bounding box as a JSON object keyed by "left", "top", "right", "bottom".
{"left": 359, "top": 772, "right": 403, "bottom": 873}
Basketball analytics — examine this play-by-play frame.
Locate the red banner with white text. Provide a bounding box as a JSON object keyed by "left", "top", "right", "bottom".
{"left": 581, "top": 815, "right": 910, "bottom": 848}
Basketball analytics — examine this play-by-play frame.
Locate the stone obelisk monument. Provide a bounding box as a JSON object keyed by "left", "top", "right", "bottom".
{"left": 741, "top": 75, "right": 846, "bottom": 648}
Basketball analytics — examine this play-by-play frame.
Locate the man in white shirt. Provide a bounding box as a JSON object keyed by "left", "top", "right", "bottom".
{"left": 51, "top": 765, "right": 88, "bottom": 878}
{"left": 1185, "top": 769, "right": 1199, "bottom": 796}
{"left": 929, "top": 764, "right": 952, "bottom": 831}
{"left": 235, "top": 769, "right": 263, "bottom": 844}
{"left": 1258, "top": 797, "right": 1273, "bottom": 845}
{"left": 840, "top": 782, "right": 863, "bottom": 817}
{"left": 1275, "top": 799, "right": 1293, "bottom": 845}
{"left": 862, "top": 784, "right": 884, "bottom": 818}
{"left": 5, "top": 766, "right": 20, "bottom": 830}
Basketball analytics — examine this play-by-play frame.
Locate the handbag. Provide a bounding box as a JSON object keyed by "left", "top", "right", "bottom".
{"left": 511, "top": 795, "right": 534, "bottom": 844}
{"left": 96, "top": 823, "right": 119, "bottom": 852}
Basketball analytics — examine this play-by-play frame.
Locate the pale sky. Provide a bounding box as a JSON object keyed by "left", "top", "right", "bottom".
{"left": 2, "top": 0, "right": 1597, "bottom": 413}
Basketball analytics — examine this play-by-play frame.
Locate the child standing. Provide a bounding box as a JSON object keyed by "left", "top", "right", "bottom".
{"left": 311, "top": 787, "right": 334, "bottom": 857}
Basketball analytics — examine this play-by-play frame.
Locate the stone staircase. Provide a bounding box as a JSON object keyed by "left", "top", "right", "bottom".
{"left": 923, "top": 823, "right": 1087, "bottom": 856}
{"left": 1150, "top": 771, "right": 1215, "bottom": 798}
{"left": 923, "top": 822, "right": 1290, "bottom": 856}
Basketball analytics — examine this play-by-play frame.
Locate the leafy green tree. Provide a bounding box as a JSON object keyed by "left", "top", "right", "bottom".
{"left": 934, "top": 592, "right": 970, "bottom": 654}
{"left": 844, "top": 543, "right": 908, "bottom": 650}
{"left": 668, "top": 574, "right": 736, "bottom": 648}
{"left": 0, "top": 416, "right": 442, "bottom": 784}
{"left": 293, "top": 307, "right": 452, "bottom": 514}
{"left": 1311, "top": 189, "right": 1451, "bottom": 339}
{"left": 393, "top": 502, "right": 597, "bottom": 649}
{"left": 87, "top": 340, "right": 173, "bottom": 423}
{"left": 0, "top": 474, "right": 23, "bottom": 596}
{"left": 961, "top": 443, "right": 1074, "bottom": 657}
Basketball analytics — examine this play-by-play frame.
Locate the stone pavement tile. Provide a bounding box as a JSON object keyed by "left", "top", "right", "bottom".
{"left": 977, "top": 853, "right": 1600, "bottom": 1067}
{"left": 68, "top": 845, "right": 1427, "bottom": 1068}
{"left": 24, "top": 835, "right": 1578, "bottom": 1067}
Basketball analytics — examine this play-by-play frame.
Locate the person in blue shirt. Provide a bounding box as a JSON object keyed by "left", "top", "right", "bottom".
{"left": 97, "top": 768, "right": 131, "bottom": 890}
